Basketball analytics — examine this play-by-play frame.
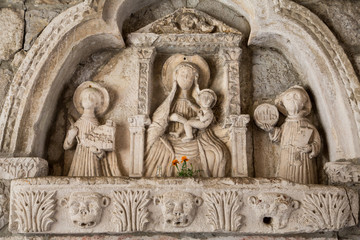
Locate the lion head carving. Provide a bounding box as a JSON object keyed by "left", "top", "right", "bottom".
{"left": 154, "top": 191, "right": 203, "bottom": 228}
{"left": 61, "top": 192, "right": 110, "bottom": 229}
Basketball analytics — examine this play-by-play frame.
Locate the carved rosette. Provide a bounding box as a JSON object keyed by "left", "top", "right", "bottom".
{"left": 204, "top": 191, "right": 243, "bottom": 231}
{"left": 112, "top": 190, "right": 151, "bottom": 232}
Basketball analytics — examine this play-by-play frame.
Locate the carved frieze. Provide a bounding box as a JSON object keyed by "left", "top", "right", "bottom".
{"left": 0, "top": 182, "right": 9, "bottom": 230}
{"left": 248, "top": 193, "right": 300, "bottom": 230}
{"left": 61, "top": 192, "right": 110, "bottom": 229}
{"left": 0, "top": 157, "right": 48, "bottom": 179}
{"left": 10, "top": 191, "right": 56, "bottom": 233}
{"left": 8, "top": 178, "right": 358, "bottom": 234}
{"left": 204, "top": 191, "right": 243, "bottom": 231}
{"left": 112, "top": 190, "right": 151, "bottom": 232}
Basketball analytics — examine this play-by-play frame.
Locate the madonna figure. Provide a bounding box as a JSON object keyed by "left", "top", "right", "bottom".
{"left": 63, "top": 81, "right": 121, "bottom": 177}
{"left": 144, "top": 54, "right": 229, "bottom": 177}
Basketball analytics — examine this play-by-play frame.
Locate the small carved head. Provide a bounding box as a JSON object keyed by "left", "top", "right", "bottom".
{"left": 177, "top": 13, "right": 199, "bottom": 31}
{"left": 197, "top": 89, "right": 217, "bottom": 108}
{"left": 79, "top": 87, "right": 103, "bottom": 111}
{"left": 248, "top": 193, "right": 300, "bottom": 229}
{"left": 276, "top": 86, "right": 312, "bottom": 117}
{"left": 61, "top": 192, "right": 110, "bottom": 229}
{"left": 174, "top": 63, "right": 199, "bottom": 90}
{"left": 154, "top": 191, "right": 203, "bottom": 228}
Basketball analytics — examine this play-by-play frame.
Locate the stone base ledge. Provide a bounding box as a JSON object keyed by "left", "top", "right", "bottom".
{"left": 9, "top": 177, "right": 358, "bottom": 235}
{"left": 0, "top": 157, "right": 48, "bottom": 179}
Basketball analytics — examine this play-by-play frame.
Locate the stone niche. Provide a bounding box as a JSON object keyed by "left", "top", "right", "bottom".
{"left": 1, "top": 0, "right": 360, "bottom": 238}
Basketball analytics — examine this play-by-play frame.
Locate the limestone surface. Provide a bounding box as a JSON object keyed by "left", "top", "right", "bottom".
{"left": 0, "top": 8, "right": 24, "bottom": 62}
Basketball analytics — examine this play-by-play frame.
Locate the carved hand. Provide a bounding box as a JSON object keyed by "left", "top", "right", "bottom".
{"left": 261, "top": 123, "right": 274, "bottom": 132}
{"left": 297, "top": 144, "right": 312, "bottom": 154}
{"left": 67, "top": 127, "right": 79, "bottom": 140}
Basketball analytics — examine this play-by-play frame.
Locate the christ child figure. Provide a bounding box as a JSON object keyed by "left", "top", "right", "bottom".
{"left": 170, "top": 88, "right": 217, "bottom": 142}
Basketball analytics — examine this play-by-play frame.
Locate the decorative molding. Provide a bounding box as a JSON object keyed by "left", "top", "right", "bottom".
{"left": 0, "top": 157, "right": 48, "bottom": 179}
{"left": 0, "top": 2, "right": 96, "bottom": 153}
{"left": 204, "top": 191, "right": 242, "bottom": 231}
{"left": 272, "top": 0, "right": 360, "bottom": 140}
{"left": 324, "top": 161, "right": 360, "bottom": 184}
{"left": 10, "top": 191, "right": 56, "bottom": 233}
{"left": 0, "top": 182, "right": 9, "bottom": 230}
{"left": 112, "top": 190, "right": 150, "bottom": 232}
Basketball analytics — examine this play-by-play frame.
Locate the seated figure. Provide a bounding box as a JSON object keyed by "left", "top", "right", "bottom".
{"left": 144, "top": 54, "right": 229, "bottom": 177}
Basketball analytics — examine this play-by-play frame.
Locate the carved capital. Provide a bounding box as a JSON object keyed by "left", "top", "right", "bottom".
{"left": 220, "top": 47, "right": 242, "bottom": 62}
{"left": 0, "top": 157, "right": 48, "bottom": 179}
{"left": 324, "top": 161, "right": 360, "bottom": 184}
{"left": 136, "top": 47, "right": 156, "bottom": 60}
{"left": 128, "top": 115, "right": 151, "bottom": 128}
{"left": 224, "top": 114, "right": 250, "bottom": 129}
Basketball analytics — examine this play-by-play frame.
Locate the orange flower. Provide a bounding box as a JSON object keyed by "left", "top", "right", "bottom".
{"left": 172, "top": 159, "right": 179, "bottom": 166}
{"left": 181, "top": 156, "right": 189, "bottom": 163}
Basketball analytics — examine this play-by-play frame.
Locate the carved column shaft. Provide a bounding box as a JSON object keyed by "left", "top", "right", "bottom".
{"left": 225, "top": 115, "right": 250, "bottom": 177}
{"left": 220, "top": 47, "right": 242, "bottom": 116}
{"left": 128, "top": 115, "right": 151, "bottom": 177}
{"left": 136, "top": 47, "right": 156, "bottom": 116}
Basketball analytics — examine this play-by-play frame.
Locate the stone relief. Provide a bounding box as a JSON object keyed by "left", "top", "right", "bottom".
{"left": 204, "top": 191, "right": 243, "bottom": 231}
{"left": 248, "top": 193, "right": 300, "bottom": 230}
{"left": 256, "top": 86, "right": 321, "bottom": 184}
{"left": 324, "top": 161, "right": 360, "bottom": 184}
{"left": 63, "top": 81, "right": 121, "bottom": 177}
{"left": 302, "top": 192, "right": 354, "bottom": 230}
{"left": 146, "top": 8, "right": 241, "bottom": 34}
{"left": 61, "top": 192, "right": 110, "bottom": 229}
{"left": 144, "top": 54, "right": 229, "bottom": 177}
{"left": 0, "top": 157, "right": 48, "bottom": 179}
{"left": 11, "top": 191, "right": 56, "bottom": 233}
{"left": 154, "top": 191, "right": 203, "bottom": 228}
{"left": 112, "top": 190, "right": 151, "bottom": 232}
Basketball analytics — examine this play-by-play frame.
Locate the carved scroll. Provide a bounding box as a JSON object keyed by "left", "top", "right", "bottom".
{"left": 11, "top": 191, "right": 56, "bottom": 233}
{"left": 204, "top": 191, "right": 243, "bottom": 231}
{"left": 112, "top": 190, "right": 151, "bottom": 232}
{"left": 302, "top": 192, "right": 354, "bottom": 230}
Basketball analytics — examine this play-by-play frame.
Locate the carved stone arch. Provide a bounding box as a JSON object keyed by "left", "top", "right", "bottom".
{"left": 1, "top": 0, "right": 359, "bottom": 163}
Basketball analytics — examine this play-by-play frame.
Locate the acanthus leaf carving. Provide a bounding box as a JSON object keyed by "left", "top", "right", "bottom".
{"left": 302, "top": 192, "right": 354, "bottom": 230}
{"left": 204, "top": 191, "right": 243, "bottom": 231}
{"left": 324, "top": 161, "right": 360, "bottom": 184}
{"left": 112, "top": 190, "right": 151, "bottom": 232}
{"left": 12, "top": 191, "right": 56, "bottom": 233}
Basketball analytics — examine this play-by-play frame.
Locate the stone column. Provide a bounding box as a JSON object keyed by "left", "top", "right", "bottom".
{"left": 224, "top": 115, "right": 250, "bottom": 177}
{"left": 220, "top": 47, "right": 242, "bottom": 116}
{"left": 128, "top": 47, "right": 155, "bottom": 177}
{"left": 220, "top": 47, "right": 251, "bottom": 177}
{"left": 128, "top": 115, "right": 151, "bottom": 177}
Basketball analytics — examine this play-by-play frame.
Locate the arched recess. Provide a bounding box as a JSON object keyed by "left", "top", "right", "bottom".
{"left": 0, "top": 0, "right": 359, "bottom": 163}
